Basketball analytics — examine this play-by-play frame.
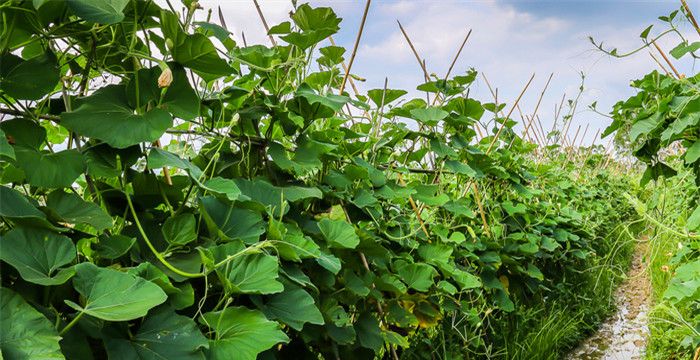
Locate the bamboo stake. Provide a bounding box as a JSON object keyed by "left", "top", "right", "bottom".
{"left": 472, "top": 183, "right": 491, "bottom": 237}
{"left": 329, "top": 37, "right": 362, "bottom": 97}
{"left": 578, "top": 123, "right": 590, "bottom": 148}
{"left": 218, "top": 6, "right": 227, "bottom": 30}
{"left": 649, "top": 51, "right": 672, "bottom": 76}
{"left": 486, "top": 73, "right": 536, "bottom": 154}
{"left": 252, "top": 0, "right": 276, "bottom": 46}
{"left": 681, "top": 0, "right": 700, "bottom": 37}
{"left": 652, "top": 41, "right": 682, "bottom": 78}
{"left": 397, "top": 173, "right": 431, "bottom": 241}
{"left": 431, "top": 29, "right": 473, "bottom": 106}
{"left": 397, "top": 20, "right": 431, "bottom": 82}
{"left": 339, "top": 0, "right": 372, "bottom": 94}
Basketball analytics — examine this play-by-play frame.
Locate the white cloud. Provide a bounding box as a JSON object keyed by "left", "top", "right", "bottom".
{"left": 189, "top": 0, "right": 695, "bottom": 146}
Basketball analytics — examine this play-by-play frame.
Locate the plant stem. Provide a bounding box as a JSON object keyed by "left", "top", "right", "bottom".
{"left": 59, "top": 311, "right": 84, "bottom": 336}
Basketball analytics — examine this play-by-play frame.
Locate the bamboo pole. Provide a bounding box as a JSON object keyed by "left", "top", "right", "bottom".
{"left": 252, "top": 0, "right": 276, "bottom": 46}
{"left": 339, "top": 0, "right": 372, "bottom": 94}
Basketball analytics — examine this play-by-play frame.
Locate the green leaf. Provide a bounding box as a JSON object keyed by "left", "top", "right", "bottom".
{"left": 199, "top": 178, "right": 240, "bottom": 202}
{"left": 209, "top": 242, "right": 284, "bottom": 295}
{"left": 410, "top": 107, "right": 449, "bottom": 126}
{"left": 66, "top": 263, "right": 167, "bottom": 321}
{"left": 395, "top": 260, "right": 437, "bottom": 292}
{"left": 318, "top": 218, "right": 360, "bottom": 249}
{"left": 128, "top": 65, "right": 200, "bottom": 120}
{"left": 444, "top": 160, "right": 476, "bottom": 177}
{"left": 67, "top": 0, "right": 129, "bottom": 24}
{"left": 281, "top": 4, "right": 341, "bottom": 49}
{"left": 0, "top": 129, "right": 15, "bottom": 160}
{"left": 450, "top": 268, "right": 481, "bottom": 289}
{"left": 629, "top": 112, "right": 662, "bottom": 142}
{"left": 147, "top": 148, "right": 202, "bottom": 177}
{"left": 0, "top": 118, "right": 46, "bottom": 150}
{"left": 0, "top": 186, "right": 47, "bottom": 222}
{"left": 199, "top": 196, "right": 265, "bottom": 243}
{"left": 127, "top": 263, "right": 194, "bottom": 310}
{"left": 367, "top": 89, "right": 408, "bottom": 107}
{"left": 46, "top": 190, "right": 112, "bottom": 230}
{"left": 15, "top": 148, "right": 85, "bottom": 188}
{"left": 93, "top": 234, "right": 135, "bottom": 260}
{"left": 200, "top": 306, "right": 289, "bottom": 360}
{"left": 0, "top": 288, "right": 63, "bottom": 359}
{"left": 161, "top": 11, "right": 231, "bottom": 80}
{"left": 687, "top": 204, "right": 700, "bottom": 231}
{"left": 61, "top": 85, "right": 173, "bottom": 149}
{"left": 663, "top": 260, "right": 700, "bottom": 303}
{"left": 104, "top": 307, "right": 208, "bottom": 360}
{"left": 639, "top": 24, "right": 653, "bottom": 39}
{"left": 260, "top": 283, "right": 324, "bottom": 331}
{"left": 669, "top": 41, "right": 700, "bottom": 59}
{"left": 269, "top": 220, "right": 320, "bottom": 262}
{"left": 354, "top": 313, "right": 383, "bottom": 352}
{"left": 684, "top": 140, "right": 700, "bottom": 164}
{"left": 0, "top": 52, "right": 59, "bottom": 100}
{"left": 0, "top": 227, "right": 75, "bottom": 285}
{"left": 162, "top": 214, "right": 197, "bottom": 247}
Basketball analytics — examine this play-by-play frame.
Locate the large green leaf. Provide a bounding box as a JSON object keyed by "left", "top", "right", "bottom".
{"left": 61, "top": 85, "right": 173, "bottom": 149}
{"left": 0, "top": 129, "right": 16, "bottom": 160}
{"left": 66, "top": 0, "right": 129, "bottom": 24}
{"left": 93, "top": 234, "right": 135, "bottom": 260}
{"left": 663, "top": 260, "right": 700, "bottom": 303}
{"left": 162, "top": 213, "right": 197, "bottom": 247}
{"left": 199, "top": 196, "right": 265, "bottom": 243}
{"left": 104, "top": 307, "right": 208, "bottom": 360}
{"left": 0, "top": 186, "right": 47, "bottom": 222}
{"left": 354, "top": 312, "right": 384, "bottom": 352}
{"left": 410, "top": 107, "right": 449, "bottom": 126}
{"left": 0, "top": 118, "right": 46, "bottom": 150}
{"left": 127, "top": 65, "right": 200, "bottom": 120}
{"left": 395, "top": 260, "right": 437, "bottom": 292}
{"left": 15, "top": 148, "right": 85, "bottom": 188}
{"left": 66, "top": 263, "right": 167, "bottom": 321}
{"left": 367, "top": 89, "right": 408, "bottom": 107}
{"left": 200, "top": 306, "right": 289, "bottom": 360}
{"left": 0, "top": 227, "right": 76, "bottom": 285}
{"left": 46, "top": 190, "right": 112, "bottom": 231}
{"left": 318, "top": 218, "right": 360, "bottom": 249}
{"left": 281, "top": 4, "right": 341, "bottom": 49}
{"left": 160, "top": 11, "right": 231, "bottom": 80}
{"left": 687, "top": 204, "right": 700, "bottom": 231}
{"left": 260, "top": 283, "right": 324, "bottom": 331}
{"left": 209, "top": 242, "right": 284, "bottom": 295}
{"left": 0, "top": 52, "right": 59, "bottom": 100}
{"left": 684, "top": 140, "right": 700, "bottom": 164}
{"left": 0, "top": 288, "right": 64, "bottom": 359}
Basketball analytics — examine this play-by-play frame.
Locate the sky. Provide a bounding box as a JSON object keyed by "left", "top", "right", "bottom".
{"left": 194, "top": 0, "right": 699, "bottom": 146}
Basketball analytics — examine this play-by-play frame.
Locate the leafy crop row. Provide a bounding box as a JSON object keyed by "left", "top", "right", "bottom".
{"left": 601, "top": 7, "right": 700, "bottom": 356}
{"left": 0, "top": 1, "right": 643, "bottom": 359}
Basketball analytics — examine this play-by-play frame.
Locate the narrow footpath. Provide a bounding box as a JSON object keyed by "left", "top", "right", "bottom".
{"left": 568, "top": 240, "right": 651, "bottom": 360}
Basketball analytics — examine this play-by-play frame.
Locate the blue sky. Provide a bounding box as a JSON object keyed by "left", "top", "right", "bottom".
{"left": 199, "top": 0, "right": 699, "bottom": 145}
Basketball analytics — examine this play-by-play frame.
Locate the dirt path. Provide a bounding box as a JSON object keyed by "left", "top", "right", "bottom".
{"left": 567, "top": 241, "right": 651, "bottom": 360}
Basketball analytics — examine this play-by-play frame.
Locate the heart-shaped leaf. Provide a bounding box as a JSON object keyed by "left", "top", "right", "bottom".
{"left": 0, "top": 227, "right": 76, "bottom": 285}
{"left": 200, "top": 306, "right": 289, "bottom": 360}
{"left": 104, "top": 307, "right": 208, "bottom": 359}
{"left": 66, "top": 263, "right": 167, "bottom": 321}
{"left": 1, "top": 288, "right": 63, "bottom": 359}
{"left": 61, "top": 85, "right": 173, "bottom": 149}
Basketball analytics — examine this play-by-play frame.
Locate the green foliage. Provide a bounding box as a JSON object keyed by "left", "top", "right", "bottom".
{"left": 0, "top": 1, "right": 647, "bottom": 359}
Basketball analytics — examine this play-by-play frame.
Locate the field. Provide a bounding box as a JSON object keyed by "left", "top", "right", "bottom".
{"left": 0, "top": 1, "right": 698, "bottom": 359}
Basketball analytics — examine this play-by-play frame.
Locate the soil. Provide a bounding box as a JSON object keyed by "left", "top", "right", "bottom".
{"left": 567, "top": 239, "right": 651, "bottom": 360}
